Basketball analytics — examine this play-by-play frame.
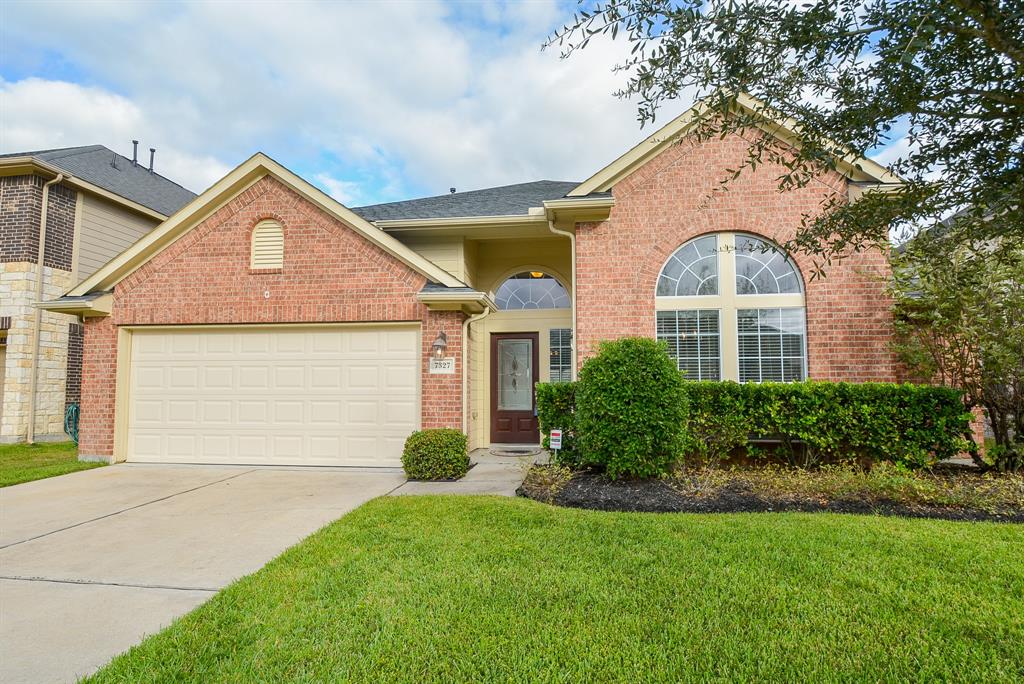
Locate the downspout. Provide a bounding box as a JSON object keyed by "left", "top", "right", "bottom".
{"left": 27, "top": 173, "right": 65, "bottom": 443}
{"left": 547, "top": 220, "right": 577, "bottom": 379}
{"left": 462, "top": 305, "right": 491, "bottom": 435}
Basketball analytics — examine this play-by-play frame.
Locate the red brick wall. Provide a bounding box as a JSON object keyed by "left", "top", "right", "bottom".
{"left": 575, "top": 131, "right": 899, "bottom": 382}
{"left": 79, "top": 175, "right": 463, "bottom": 459}
{"left": 79, "top": 317, "right": 117, "bottom": 459}
{"left": 421, "top": 311, "right": 463, "bottom": 428}
{"left": 0, "top": 174, "right": 77, "bottom": 269}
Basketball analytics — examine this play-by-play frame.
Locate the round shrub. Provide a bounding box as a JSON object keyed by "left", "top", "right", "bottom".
{"left": 402, "top": 428, "right": 470, "bottom": 480}
{"left": 576, "top": 338, "right": 689, "bottom": 479}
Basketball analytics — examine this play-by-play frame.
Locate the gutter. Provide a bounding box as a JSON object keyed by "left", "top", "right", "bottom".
{"left": 26, "top": 173, "right": 65, "bottom": 443}
{"left": 461, "top": 305, "right": 492, "bottom": 434}
{"left": 548, "top": 220, "right": 578, "bottom": 380}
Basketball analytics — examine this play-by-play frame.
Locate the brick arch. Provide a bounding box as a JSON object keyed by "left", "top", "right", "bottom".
{"left": 247, "top": 212, "right": 287, "bottom": 235}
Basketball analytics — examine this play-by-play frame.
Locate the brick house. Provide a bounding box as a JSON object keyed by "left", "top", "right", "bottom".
{"left": 1, "top": 145, "right": 195, "bottom": 443}
{"left": 44, "top": 96, "right": 905, "bottom": 465}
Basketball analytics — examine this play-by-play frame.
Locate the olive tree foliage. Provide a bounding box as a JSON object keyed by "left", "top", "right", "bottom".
{"left": 545, "top": 0, "right": 1023, "bottom": 275}
{"left": 891, "top": 234, "right": 1024, "bottom": 471}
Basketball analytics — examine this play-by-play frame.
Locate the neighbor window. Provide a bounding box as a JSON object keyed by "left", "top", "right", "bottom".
{"left": 655, "top": 233, "right": 806, "bottom": 382}
{"left": 250, "top": 220, "right": 284, "bottom": 270}
{"left": 549, "top": 328, "right": 573, "bottom": 382}
{"left": 495, "top": 272, "right": 570, "bottom": 310}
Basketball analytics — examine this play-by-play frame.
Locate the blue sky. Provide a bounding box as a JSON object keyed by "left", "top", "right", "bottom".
{"left": 0, "top": 1, "right": 901, "bottom": 207}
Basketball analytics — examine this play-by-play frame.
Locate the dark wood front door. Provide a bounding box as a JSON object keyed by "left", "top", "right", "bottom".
{"left": 490, "top": 332, "right": 540, "bottom": 444}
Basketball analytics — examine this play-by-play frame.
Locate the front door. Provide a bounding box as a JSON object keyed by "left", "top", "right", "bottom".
{"left": 490, "top": 332, "right": 539, "bottom": 443}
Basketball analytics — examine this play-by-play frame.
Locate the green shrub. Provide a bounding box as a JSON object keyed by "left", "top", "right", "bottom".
{"left": 401, "top": 428, "right": 469, "bottom": 480}
{"left": 576, "top": 338, "right": 689, "bottom": 479}
{"left": 683, "top": 381, "right": 975, "bottom": 468}
{"left": 536, "top": 382, "right": 579, "bottom": 466}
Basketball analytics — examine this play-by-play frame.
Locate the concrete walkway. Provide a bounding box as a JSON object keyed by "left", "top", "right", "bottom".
{"left": 389, "top": 449, "right": 535, "bottom": 496}
{"left": 0, "top": 464, "right": 404, "bottom": 684}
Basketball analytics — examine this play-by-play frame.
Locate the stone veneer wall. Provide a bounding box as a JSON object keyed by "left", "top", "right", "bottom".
{"left": 0, "top": 262, "right": 77, "bottom": 441}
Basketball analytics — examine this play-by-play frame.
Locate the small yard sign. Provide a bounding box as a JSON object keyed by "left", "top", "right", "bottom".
{"left": 428, "top": 357, "right": 455, "bottom": 374}
{"left": 549, "top": 429, "right": 562, "bottom": 451}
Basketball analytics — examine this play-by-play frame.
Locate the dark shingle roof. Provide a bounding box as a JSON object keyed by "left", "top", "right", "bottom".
{"left": 352, "top": 180, "right": 580, "bottom": 221}
{"left": 1, "top": 145, "right": 197, "bottom": 216}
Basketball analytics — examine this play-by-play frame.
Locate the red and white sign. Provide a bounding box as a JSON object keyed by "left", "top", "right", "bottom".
{"left": 549, "top": 429, "right": 562, "bottom": 450}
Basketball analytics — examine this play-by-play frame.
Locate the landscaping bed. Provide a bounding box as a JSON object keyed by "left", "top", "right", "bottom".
{"left": 519, "top": 463, "right": 1024, "bottom": 523}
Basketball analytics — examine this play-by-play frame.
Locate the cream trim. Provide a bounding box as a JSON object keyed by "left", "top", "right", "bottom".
{"left": 113, "top": 327, "right": 132, "bottom": 463}
{"left": 570, "top": 92, "right": 901, "bottom": 197}
{"left": 36, "top": 293, "right": 113, "bottom": 317}
{"left": 69, "top": 153, "right": 465, "bottom": 297}
{"left": 376, "top": 214, "right": 548, "bottom": 230}
{"left": 0, "top": 157, "right": 168, "bottom": 221}
{"left": 415, "top": 290, "right": 495, "bottom": 314}
{"left": 543, "top": 196, "right": 615, "bottom": 224}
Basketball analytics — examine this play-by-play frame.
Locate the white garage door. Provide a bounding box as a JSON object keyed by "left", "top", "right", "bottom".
{"left": 127, "top": 325, "right": 419, "bottom": 466}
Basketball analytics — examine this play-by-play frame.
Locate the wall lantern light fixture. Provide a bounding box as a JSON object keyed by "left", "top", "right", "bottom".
{"left": 431, "top": 331, "right": 448, "bottom": 359}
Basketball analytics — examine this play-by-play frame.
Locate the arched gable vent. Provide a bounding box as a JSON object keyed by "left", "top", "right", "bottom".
{"left": 250, "top": 220, "right": 284, "bottom": 270}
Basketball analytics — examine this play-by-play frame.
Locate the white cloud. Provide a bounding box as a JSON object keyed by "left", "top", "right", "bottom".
{"left": 0, "top": 77, "right": 231, "bottom": 191}
{"left": 314, "top": 173, "right": 364, "bottom": 205}
{"left": 0, "top": 0, "right": 691, "bottom": 202}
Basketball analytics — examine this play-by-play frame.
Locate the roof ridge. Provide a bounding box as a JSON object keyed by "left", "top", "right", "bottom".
{"left": 354, "top": 179, "right": 579, "bottom": 210}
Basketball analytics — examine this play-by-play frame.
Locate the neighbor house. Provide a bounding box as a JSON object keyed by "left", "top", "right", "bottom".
{"left": 1, "top": 145, "right": 195, "bottom": 442}
{"left": 43, "top": 95, "right": 903, "bottom": 465}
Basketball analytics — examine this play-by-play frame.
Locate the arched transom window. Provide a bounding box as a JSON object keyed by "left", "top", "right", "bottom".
{"left": 495, "top": 272, "right": 570, "bottom": 310}
{"left": 655, "top": 233, "right": 806, "bottom": 382}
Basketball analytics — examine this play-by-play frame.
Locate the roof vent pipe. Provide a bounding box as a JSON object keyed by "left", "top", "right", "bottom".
{"left": 149, "top": 148, "right": 155, "bottom": 173}
{"left": 450, "top": 187, "right": 456, "bottom": 194}
{"left": 132, "top": 140, "right": 138, "bottom": 166}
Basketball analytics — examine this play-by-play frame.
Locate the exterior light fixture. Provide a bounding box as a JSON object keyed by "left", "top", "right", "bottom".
{"left": 431, "top": 331, "right": 448, "bottom": 359}
{"left": 530, "top": 271, "right": 544, "bottom": 278}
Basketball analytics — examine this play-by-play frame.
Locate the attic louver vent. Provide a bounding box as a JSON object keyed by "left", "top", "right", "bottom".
{"left": 250, "top": 220, "right": 284, "bottom": 270}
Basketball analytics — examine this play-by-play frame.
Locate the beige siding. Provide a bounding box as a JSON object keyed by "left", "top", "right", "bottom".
{"left": 396, "top": 235, "right": 465, "bottom": 282}
{"left": 76, "top": 194, "right": 160, "bottom": 284}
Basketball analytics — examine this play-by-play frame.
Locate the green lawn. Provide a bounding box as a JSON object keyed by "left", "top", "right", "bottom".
{"left": 0, "top": 441, "right": 102, "bottom": 487}
{"left": 90, "top": 497, "right": 1023, "bottom": 683}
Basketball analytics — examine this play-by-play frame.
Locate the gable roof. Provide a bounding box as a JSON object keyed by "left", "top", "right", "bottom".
{"left": 352, "top": 180, "right": 580, "bottom": 221}
{"left": 67, "top": 153, "right": 465, "bottom": 297}
{"left": 0, "top": 145, "right": 197, "bottom": 216}
{"left": 569, "top": 92, "right": 902, "bottom": 197}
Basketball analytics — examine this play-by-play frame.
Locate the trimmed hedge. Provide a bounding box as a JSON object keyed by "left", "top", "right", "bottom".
{"left": 686, "top": 381, "right": 975, "bottom": 468}
{"left": 538, "top": 375, "right": 975, "bottom": 472}
{"left": 401, "top": 428, "right": 469, "bottom": 480}
{"left": 575, "top": 338, "right": 689, "bottom": 479}
{"left": 536, "top": 382, "right": 579, "bottom": 466}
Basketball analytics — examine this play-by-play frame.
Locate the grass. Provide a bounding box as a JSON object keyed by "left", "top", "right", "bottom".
{"left": 90, "top": 496, "right": 1023, "bottom": 683}
{"left": 0, "top": 441, "right": 102, "bottom": 487}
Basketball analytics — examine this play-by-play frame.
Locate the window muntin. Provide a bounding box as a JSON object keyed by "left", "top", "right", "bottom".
{"left": 495, "top": 272, "right": 570, "bottom": 310}
{"left": 656, "top": 309, "right": 721, "bottom": 380}
{"left": 734, "top": 235, "right": 802, "bottom": 295}
{"left": 656, "top": 234, "right": 719, "bottom": 297}
{"left": 655, "top": 233, "right": 806, "bottom": 382}
{"left": 549, "top": 328, "right": 573, "bottom": 382}
{"left": 737, "top": 308, "right": 807, "bottom": 382}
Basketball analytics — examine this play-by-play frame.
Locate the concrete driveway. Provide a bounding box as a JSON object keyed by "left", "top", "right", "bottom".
{"left": 0, "top": 463, "right": 405, "bottom": 684}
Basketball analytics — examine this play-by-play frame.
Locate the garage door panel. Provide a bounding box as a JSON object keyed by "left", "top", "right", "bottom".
{"left": 127, "top": 326, "right": 419, "bottom": 466}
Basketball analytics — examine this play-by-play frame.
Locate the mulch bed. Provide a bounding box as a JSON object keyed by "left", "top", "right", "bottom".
{"left": 518, "top": 467, "right": 1024, "bottom": 523}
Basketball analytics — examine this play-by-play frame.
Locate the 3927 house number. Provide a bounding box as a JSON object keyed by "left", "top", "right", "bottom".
{"left": 429, "top": 357, "right": 456, "bottom": 374}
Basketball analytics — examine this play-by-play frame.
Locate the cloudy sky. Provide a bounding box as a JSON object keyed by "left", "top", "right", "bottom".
{"left": 0, "top": 0, "right": 897, "bottom": 208}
